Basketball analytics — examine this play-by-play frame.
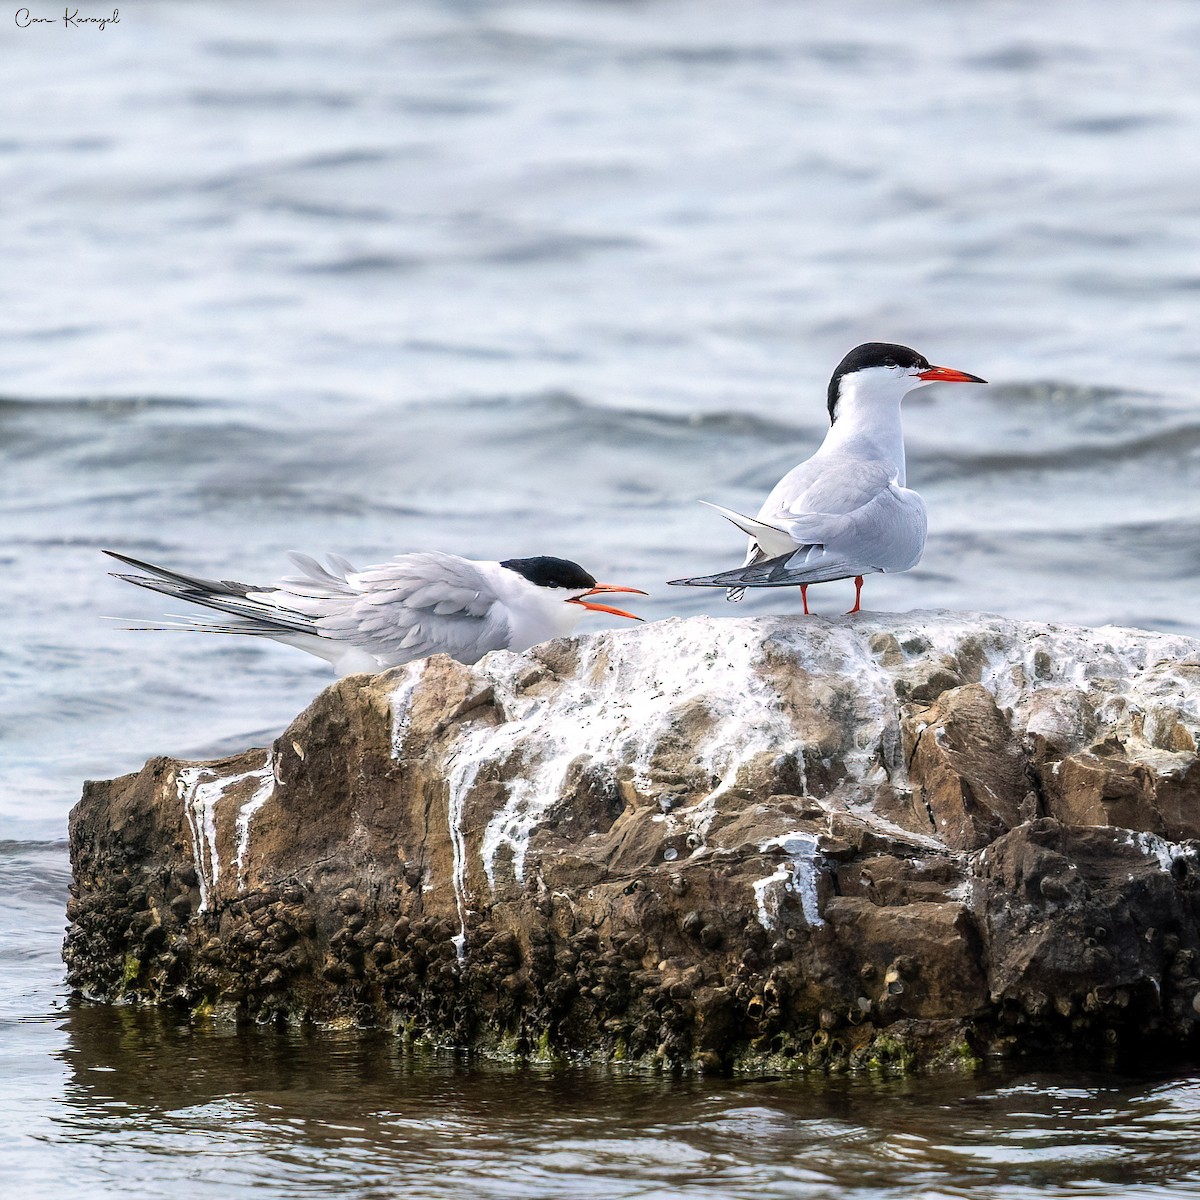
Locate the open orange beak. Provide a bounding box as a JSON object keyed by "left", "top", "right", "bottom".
{"left": 916, "top": 365, "right": 987, "bottom": 384}
{"left": 567, "top": 584, "right": 647, "bottom": 622}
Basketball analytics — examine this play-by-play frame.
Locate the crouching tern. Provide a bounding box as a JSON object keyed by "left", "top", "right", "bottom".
{"left": 105, "top": 550, "right": 647, "bottom": 676}
{"left": 668, "top": 342, "right": 985, "bottom": 612}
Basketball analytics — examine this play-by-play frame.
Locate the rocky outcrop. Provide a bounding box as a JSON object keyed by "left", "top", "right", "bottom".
{"left": 65, "top": 612, "right": 1200, "bottom": 1072}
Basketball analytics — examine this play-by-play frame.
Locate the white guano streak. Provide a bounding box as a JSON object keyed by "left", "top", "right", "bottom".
{"left": 177, "top": 767, "right": 224, "bottom": 913}
{"left": 177, "top": 754, "right": 276, "bottom": 912}
{"left": 178, "top": 769, "right": 211, "bottom": 913}
{"left": 234, "top": 756, "right": 277, "bottom": 889}
{"left": 390, "top": 659, "right": 470, "bottom": 958}
{"left": 386, "top": 618, "right": 802, "bottom": 959}
{"left": 752, "top": 831, "right": 824, "bottom": 930}
{"left": 444, "top": 744, "right": 476, "bottom": 961}
{"left": 390, "top": 660, "right": 426, "bottom": 756}
{"left": 472, "top": 619, "right": 802, "bottom": 890}
{"left": 1126, "top": 830, "right": 1198, "bottom": 874}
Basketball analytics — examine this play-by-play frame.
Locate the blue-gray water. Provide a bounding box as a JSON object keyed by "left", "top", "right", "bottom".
{"left": 4, "top": 1, "right": 1200, "bottom": 1195}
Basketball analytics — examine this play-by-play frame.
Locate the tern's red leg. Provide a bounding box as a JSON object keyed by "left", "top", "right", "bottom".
{"left": 847, "top": 575, "right": 863, "bottom": 615}
{"left": 801, "top": 583, "right": 810, "bottom": 616}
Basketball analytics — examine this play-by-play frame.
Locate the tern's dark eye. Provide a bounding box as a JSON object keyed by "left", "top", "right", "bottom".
{"left": 884, "top": 358, "right": 898, "bottom": 368}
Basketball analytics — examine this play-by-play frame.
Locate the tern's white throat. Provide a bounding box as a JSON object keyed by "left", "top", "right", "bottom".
{"left": 821, "top": 364, "right": 924, "bottom": 486}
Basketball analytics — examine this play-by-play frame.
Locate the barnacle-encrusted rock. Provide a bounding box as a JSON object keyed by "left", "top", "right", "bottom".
{"left": 64, "top": 612, "right": 1200, "bottom": 1071}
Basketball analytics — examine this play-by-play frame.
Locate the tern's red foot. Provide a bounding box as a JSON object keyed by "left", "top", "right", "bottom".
{"left": 846, "top": 575, "right": 864, "bottom": 615}
{"left": 801, "top": 583, "right": 810, "bottom": 616}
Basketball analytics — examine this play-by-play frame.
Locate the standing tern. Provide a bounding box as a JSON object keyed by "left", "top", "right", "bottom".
{"left": 105, "top": 549, "right": 646, "bottom": 676}
{"left": 668, "top": 342, "right": 986, "bottom": 612}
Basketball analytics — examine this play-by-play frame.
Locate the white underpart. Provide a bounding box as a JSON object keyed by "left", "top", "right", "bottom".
{"left": 752, "top": 831, "right": 824, "bottom": 930}
{"left": 821, "top": 365, "right": 916, "bottom": 485}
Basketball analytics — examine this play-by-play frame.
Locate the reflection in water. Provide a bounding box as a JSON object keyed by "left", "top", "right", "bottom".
{"left": 49, "top": 1002, "right": 1200, "bottom": 1199}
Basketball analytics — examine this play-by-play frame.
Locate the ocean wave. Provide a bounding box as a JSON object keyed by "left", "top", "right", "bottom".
{"left": 392, "top": 389, "right": 812, "bottom": 441}
{"left": 922, "top": 421, "right": 1200, "bottom": 480}
{"left": 0, "top": 394, "right": 208, "bottom": 414}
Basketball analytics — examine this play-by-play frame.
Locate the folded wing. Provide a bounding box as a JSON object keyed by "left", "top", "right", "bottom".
{"left": 107, "top": 549, "right": 513, "bottom": 668}
{"left": 308, "top": 552, "right": 511, "bottom": 666}
{"left": 674, "top": 455, "right": 926, "bottom": 590}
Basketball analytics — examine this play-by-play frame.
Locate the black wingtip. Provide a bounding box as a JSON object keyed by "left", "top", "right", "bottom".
{"left": 666, "top": 575, "right": 732, "bottom": 588}
{"left": 103, "top": 549, "right": 157, "bottom": 574}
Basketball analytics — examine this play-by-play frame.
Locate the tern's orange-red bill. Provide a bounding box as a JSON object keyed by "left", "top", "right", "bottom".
{"left": 569, "top": 583, "right": 647, "bottom": 621}
{"left": 916, "top": 365, "right": 987, "bottom": 384}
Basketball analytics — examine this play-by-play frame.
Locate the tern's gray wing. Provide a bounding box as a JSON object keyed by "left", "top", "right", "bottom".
{"left": 107, "top": 549, "right": 513, "bottom": 671}
{"left": 296, "top": 551, "right": 513, "bottom": 666}
{"left": 669, "top": 551, "right": 860, "bottom": 590}
{"left": 759, "top": 456, "right": 893, "bottom": 530}
{"left": 675, "top": 454, "right": 927, "bottom": 591}
{"left": 758, "top": 456, "right": 925, "bottom": 569}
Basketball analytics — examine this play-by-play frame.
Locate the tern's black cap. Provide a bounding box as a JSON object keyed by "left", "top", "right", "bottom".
{"left": 501, "top": 556, "right": 597, "bottom": 589}
{"left": 827, "top": 342, "right": 930, "bottom": 423}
